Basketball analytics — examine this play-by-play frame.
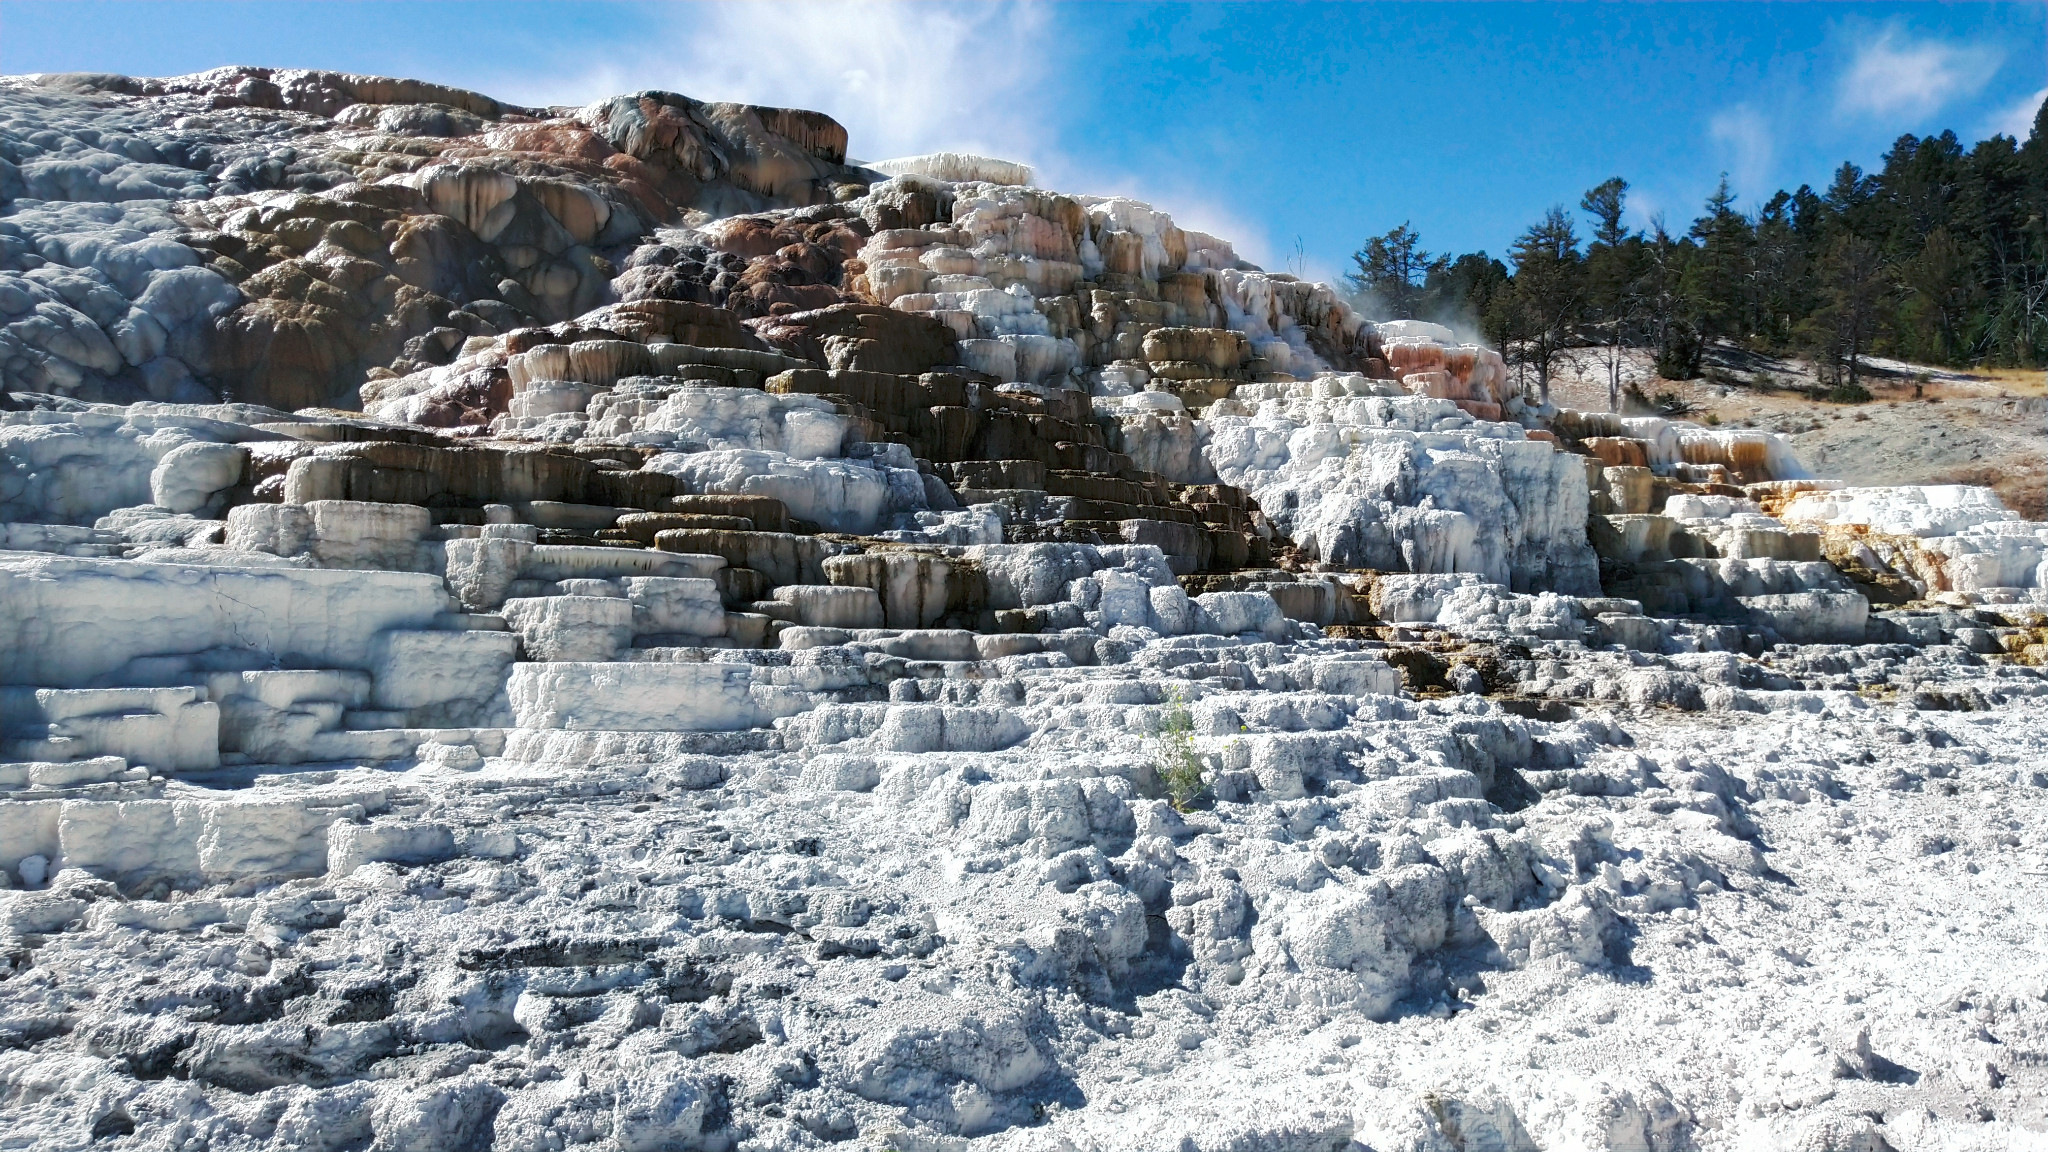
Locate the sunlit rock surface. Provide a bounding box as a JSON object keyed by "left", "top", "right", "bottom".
{"left": 3, "top": 67, "right": 2047, "bottom": 1152}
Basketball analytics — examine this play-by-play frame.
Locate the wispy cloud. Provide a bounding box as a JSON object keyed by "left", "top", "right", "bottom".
{"left": 1836, "top": 27, "right": 1998, "bottom": 120}
{"left": 1985, "top": 86, "right": 2047, "bottom": 141}
{"left": 486, "top": 1, "right": 1061, "bottom": 168}
{"left": 475, "top": 2, "right": 1295, "bottom": 272}
{"left": 1708, "top": 105, "right": 1776, "bottom": 204}
{"left": 1033, "top": 161, "right": 1283, "bottom": 268}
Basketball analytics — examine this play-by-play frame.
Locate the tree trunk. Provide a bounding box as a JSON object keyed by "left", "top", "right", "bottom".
{"left": 1607, "top": 337, "right": 1622, "bottom": 413}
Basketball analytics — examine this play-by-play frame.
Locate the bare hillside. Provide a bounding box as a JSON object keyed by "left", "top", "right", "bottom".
{"left": 1547, "top": 345, "right": 2046, "bottom": 518}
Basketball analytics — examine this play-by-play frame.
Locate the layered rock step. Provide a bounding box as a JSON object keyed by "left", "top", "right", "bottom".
{"left": 2, "top": 68, "right": 2046, "bottom": 1152}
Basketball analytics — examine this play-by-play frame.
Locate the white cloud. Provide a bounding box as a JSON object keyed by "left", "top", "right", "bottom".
{"left": 471, "top": 1, "right": 1292, "bottom": 272}
{"left": 1836, "top": 27, "right": 1997, "bottom": 120}
{"left": 1985, "top": 86, "right": 2047, "bottom": 140}
{"left": 1708, "top": 105, "right": 1776, "bottom": 205}
{"left": 483, "top": 1, "right": 1061, "bottom": 168}
{"left": 1622, "top": 187, "right": 1667, "bottom": 237}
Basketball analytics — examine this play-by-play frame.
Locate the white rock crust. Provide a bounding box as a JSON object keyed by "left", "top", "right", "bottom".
{"left": 2, "top": 67, "right": 2046, "bottom": 1152}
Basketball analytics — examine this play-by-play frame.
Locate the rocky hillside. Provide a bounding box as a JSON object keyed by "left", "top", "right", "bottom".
{"left": 1547, "top": 345, "right": 2048, "bottom": 521}
{"left": 2, "top": 68, "right": 2047, "bottom": 1152}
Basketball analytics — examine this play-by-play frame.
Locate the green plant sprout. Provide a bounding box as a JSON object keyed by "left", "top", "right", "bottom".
{"left": 1155, "top": 688, "right": 1205, "bottom": 811}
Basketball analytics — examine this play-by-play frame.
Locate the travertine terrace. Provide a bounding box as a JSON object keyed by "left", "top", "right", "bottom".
{"left": 2, "top": 68, "right": 2045, "bottom": 1152}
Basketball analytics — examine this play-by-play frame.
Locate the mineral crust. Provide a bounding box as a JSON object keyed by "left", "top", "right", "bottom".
{"left": 2, "top": 68, "right": 2045, "bottom": 1152}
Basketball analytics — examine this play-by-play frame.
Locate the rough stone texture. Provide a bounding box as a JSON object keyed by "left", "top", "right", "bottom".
{"left": 2, "top": 65, "right": 2046, "bottom": 1152}
{"left": 1, "top": 71, "right": 874, "bottom": 410}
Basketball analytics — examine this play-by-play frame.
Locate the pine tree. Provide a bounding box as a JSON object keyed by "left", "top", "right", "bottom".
{"left": 1802, "top": 232, "right": 1887, "bottom": 390}
{"left": 1578, "top": 178, "right": 1641, "bottom": 410}
{"left": 1502, "top": 207, "right": 1583, "bottom": 404}
{"left": 1685, "top": 176, "right": 1756, "bottom": 346}
{"left": 1346, "top": 93, "right": 2048, "bottom": 377}
{"left": 1751, "top": 191, "right": 1809, "bottom": 350}
{"left": 1346, "top": 223, "right": 1442, "bottom": 320}
{"left": 1644, "top": 218, "right": 1703, "bottom": 381}
{"left": 1419, "top": 251, "right": 1511, "bottom": 331}
{"left": 1581, "top": 178, "right": 1629, "bottom": 248}
{"left": 1899, "top": 227, "right": 1974, "bottom": 363}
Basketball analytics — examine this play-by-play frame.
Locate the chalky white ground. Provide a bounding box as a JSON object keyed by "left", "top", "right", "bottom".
{"left": 3, "top": 67, "right": 2048, "bottom": 1152}
{"left": 3, "top": 655, "right": 2046, "bottom": 1151}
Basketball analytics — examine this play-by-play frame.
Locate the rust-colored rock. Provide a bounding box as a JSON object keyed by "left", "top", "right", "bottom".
{"left": 747, "top": 304, "right": 957, "bottom": 375}
{"left": 1583, "top": 437, "right": 1651, "bottom": 469}
{"left": 574, "top": 301, "right": 770, "bottom": 350}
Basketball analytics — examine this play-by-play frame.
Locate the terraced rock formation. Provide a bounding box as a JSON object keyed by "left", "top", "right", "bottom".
{"left": 3, "top": 69, "right": 2047, "bottom": 1152}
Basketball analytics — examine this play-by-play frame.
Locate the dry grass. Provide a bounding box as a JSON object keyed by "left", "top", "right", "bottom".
{"left": 1931, "top": 463, "right": 2048, "bottom": 522}
{"left": 1542, "top": 345, "right": 2046, "bottom": 522}
{"left": 1960, "top": 366, "right": 2048, "bottom": 396}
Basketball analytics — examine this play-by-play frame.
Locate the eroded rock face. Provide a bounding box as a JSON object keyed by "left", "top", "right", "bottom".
{"left": 748, "top": 303, "right": 957, "bottom": 375}
{"left": 1, "top": 71, "right": 874, "bottom": 409}
{"left": 3, "top": 66, "right": 2048, "bottom": 1152}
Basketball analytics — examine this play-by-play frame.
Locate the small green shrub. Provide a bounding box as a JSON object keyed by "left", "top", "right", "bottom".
{"left": 1827, "top": 380, "right": 1873, "bottom": 404}
{"left": 1155, "top": 689, "right": 1205, "bottom": 811}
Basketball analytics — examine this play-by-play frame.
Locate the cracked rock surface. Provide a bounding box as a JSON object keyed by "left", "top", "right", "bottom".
{"left": 2, "top": 669, "right": 2045, "bottom": 1150}
{"left": 3, "top": 66, "right": 2047, "bottom": 1152}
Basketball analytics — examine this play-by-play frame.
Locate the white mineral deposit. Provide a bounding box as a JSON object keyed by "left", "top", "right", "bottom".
{"left": 0, "top": 64, "right": 2043, "bottom": 1152}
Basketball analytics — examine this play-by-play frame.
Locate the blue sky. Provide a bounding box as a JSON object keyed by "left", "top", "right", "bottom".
{"left": 3, "top": 2, "right": 2043, "bottom": 282}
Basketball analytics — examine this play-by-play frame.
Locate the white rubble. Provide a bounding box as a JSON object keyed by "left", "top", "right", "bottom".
{"left": 1781, "top": 485, "right": 2048, "bottom": 600}
{"left": 2, "top": 67, "right": 2046, "bottom": 1152}
{"left": 0, "top": 617, "right": 2041, "bottom": 1151}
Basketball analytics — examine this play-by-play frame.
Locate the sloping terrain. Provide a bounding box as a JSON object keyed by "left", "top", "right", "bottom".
{"left": 0, "top": 68, "right": 2045, "bottom": 1152}
{"left": 1548, "top": 345, "right": 2047, "bottom": 519}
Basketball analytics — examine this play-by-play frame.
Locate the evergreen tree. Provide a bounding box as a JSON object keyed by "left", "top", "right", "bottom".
{"left": 1751, "top": 191, "right": 1809, "bottom": 350}
{"left": 1643, "top": 218, "right": 1703, "bottom": 379}
{"left": 1581, "top": 177, "right": 1630, "bottom": 248}
{"left": 1801, "top": 232, "right": 1887, "bottom": 389}
{"left": 1578, "top": 178, "right": 1641, "bottom": 410}
{"left": 1899, "top": 227, "right": 1973, "bottom": 363}
{"left": 1684, "top": 176, "right": 1756, "bottom": 345}
{"left": 1500, "top": 206, "right": 1583, "bottom": 403}
{"left": 1346, "top": 223, "right": 1442, "bottom": 319}
{"left": 1347, "top": 94, "right": 2048, "bottom": 379}
{"left": 1419, "top": 251, "right": 1511, "bottom": 330}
